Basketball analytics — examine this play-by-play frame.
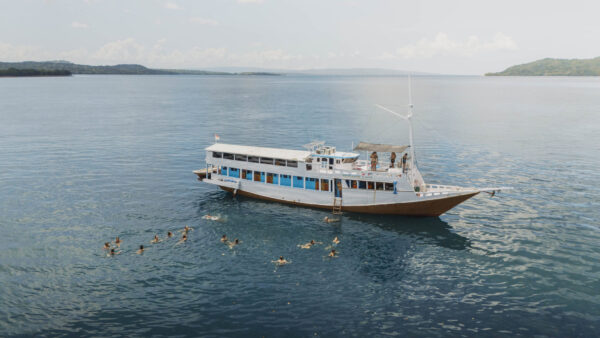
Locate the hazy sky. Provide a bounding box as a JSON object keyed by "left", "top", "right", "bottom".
{"left": 1, "top": 0, "right": 599, "bottom": 74}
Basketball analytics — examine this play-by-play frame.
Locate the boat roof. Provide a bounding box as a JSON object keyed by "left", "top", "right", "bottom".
{"left": 353, "top": 142, "right": 408, "bottom": 153}
{"left": 206, "top": 143, "right": 311, "bottom": 161}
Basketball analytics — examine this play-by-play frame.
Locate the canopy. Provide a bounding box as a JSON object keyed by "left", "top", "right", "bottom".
{"left": 353, "top": 142, "right": 408, "bottom": 153}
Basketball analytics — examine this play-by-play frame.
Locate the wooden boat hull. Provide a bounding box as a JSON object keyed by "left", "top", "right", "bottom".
{"left": 220, "top": 186, "right": 478, "bottom": 217}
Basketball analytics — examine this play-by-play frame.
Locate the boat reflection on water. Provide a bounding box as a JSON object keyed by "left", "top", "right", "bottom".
{"left": 343, "top": 213, "right": 471, "bottom": 251}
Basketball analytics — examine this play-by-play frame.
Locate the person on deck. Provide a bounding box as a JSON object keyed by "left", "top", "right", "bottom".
{"left": 370, "top": 152, "right": 378, "bottom": 171}
{"left": 390, "top": 152, "right": 396, "bottom": 168}
{"left": 402, "top": 153, "right": 408, "bottom": 172}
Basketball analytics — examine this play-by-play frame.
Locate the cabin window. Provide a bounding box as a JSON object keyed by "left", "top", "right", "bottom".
{"left": 358, "top": 181, "right": 366, "bottom": 189}
{"left": 376, "top": 182, "right": 384, "bottom": 190}
{"left": 221, "top": 166, "right": 227, "bottom": 175}
{"left": 254, "top": 171, "right": 263, "bottom": 182}
{"left": 260, "top": 157, "right": 274, "bottom": 165}
{"left": 273, "top": 173, "right": 279, "bottom": 185}
{"left": 213, "top": 152, "right": 222, "bottom": 158}
{"left": 385, "top": 183, "right": 394, "bottom": 191}
{"left": 275, "top": 159, "right": 286, "bottom": 166}
{"left": 368, "top": 182, "right": 374, "bottom": 190}
{"left": 321, "top": 179, "right": 329, "bottom": 191}
{"left": 228, "top": 167, "right": 240, "bottom": 178}
{"left": 280, "top": 174, "right": 291, "bottom": 186}
{"left": 293, "top": 176, "right": 304, "bottom": 188}
{"left": 316, "top": 158, "right": 320, "bottom": 162}
{"left": 242, "top": 169, "right": 252, "bottom": 180}
{"left": 287, "top": 160, "right": 298, "bottom": 168}
{"left": 261, "top": 172, "right": 266, "bottom": 182}
{"left": 266, "top": 173, "right": 274, "bottom": 184}
{"left": 351, "top": 180, "right": 357, "bottom": 189}
{"left": 329, "top": 158, "right": 334, "bottom": 165}
{"left": 306, "top": 164, "right": 312, "bottom": 171}
{"left": 306, "top": 157, "right": 313, "bottom": 163}
{"left": 305, "top": 177, "right": 316, "bottom": 190}
{"left": 223, "top": 153, "right": 234, "bottom": 160}
{"left": 248, "top": 156, "right": 260, "bottom": 163}
{"left": 234, "top": 154, "right": 247, "bottom": 161}
{"left": 336, "top": 159, "right": 341, "bottom": 164}
{"left": 345, "top": 180, "right": 351, "bottom": 188}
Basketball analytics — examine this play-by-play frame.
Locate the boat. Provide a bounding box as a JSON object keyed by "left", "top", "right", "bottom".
{"left": 193, "top": 91, "right": 509, "bottom": 216}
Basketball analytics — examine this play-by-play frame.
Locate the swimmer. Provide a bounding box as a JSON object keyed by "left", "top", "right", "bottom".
{"left": 151, "top": 234, "right": 161, "bottom": 244}
{"left": 332, "top": 236, "right": 340, "bottom": 244}
{"left": 136, "top": 245, "right": 145, "bottom": 254}
{"left": 103, "top": 242, "right": 111, "bottom": 250}
{"left": 202, "top": 214, "right": 221, "bottom": 221}
{"left": 115, "top": 236, "right": 121, "bottom": 247}
{"left": 108, "top": 248, "right": 120, "bottom": 256}
{"left": 228, "top": 238, "right": 240, "bottom": 248}
{"left": 328, "top": 249, "right": 337, "bottom": 257}
{"left": 299, "top": 239, "right": 318, "bottom": 249}
{"left": 323, "top": 216, "right": 340, "bottom": 223}
{"left": 181, "top": 225, "right": 193, "bottom": 234}
{"left": 273, "top": 256, "right": 290, "bottom": 265}
{"left": 177, "top": 233, "right": 188, "bottom": 245}
{"left": 167, "top": 231, "right": 173, "bottom": 238}
{"left": 221, "top": 234, "right": 228, "bottom": 242}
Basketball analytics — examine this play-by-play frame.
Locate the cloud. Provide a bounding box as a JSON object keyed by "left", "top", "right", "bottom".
{"left": 71, "top": 22, "right": 89, "bottom": 29}
{"left": 93, "top": 38, "right": 145, "bottom": 62}
{"left": 237, "top": 0, "right": 264, "bottom": 4}
{"left": 393, "top": 32, "right": 517, "bottom": 59}
{"left": 189, "top": 17, "right": 218, "bottom": 26}
{"left": 164, "top": 2, "right": 181, "bottom": 10}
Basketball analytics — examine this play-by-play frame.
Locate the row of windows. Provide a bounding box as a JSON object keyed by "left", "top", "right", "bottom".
{"left": 213, "top": 152, "right": 298, "bottom": 168}
{"left": 345, "top": 179, "right": 395, "bottom": 191}
{"left": 218, "top": 167, "right": 395, "bottom": 192}
{"left": 220, "top": 167, "right": 330, "bottom": 191}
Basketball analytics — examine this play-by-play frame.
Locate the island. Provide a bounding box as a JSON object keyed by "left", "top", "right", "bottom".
{"left": 0, "top": 68, "right": 71, "bottom": 77}
{"left": 0, "top": 61, "right": 280, "bottom": 76}
{"left": 486, "top": 57, "right": 600, "bottom": 76}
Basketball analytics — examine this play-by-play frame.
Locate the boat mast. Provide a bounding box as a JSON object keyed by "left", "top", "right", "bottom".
{"left": 407, "top": 75, "right": 415, "bottom": 171}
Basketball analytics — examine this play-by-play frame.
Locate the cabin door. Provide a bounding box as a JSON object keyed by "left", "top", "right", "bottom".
{"left": 334, "top": 179, "right": 342, "bottom": 198}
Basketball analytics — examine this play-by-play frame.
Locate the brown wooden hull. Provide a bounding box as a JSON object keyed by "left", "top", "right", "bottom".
{"left": 219, "top": 187, "right": 479, "bottom": 217}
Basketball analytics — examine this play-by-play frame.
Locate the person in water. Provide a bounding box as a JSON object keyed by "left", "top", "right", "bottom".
{"left": 182, "top": 225, "right": 193, "bottom": 234}
{"left": 115, "top": 236, "right": 121, "bottom": 247}
{"left": 329, "top": 249, "right": 337, "bottom": 257}
{"left": 109, "top": 248, "right": 120, "bottom": 256}
{"left": 167, "top": 231, "right": 173, "bottom": 238}
{"left": 136, "top": 245, "right": 145, "bottom": 254}
{"left": 333, "top": 236, "right": 340, "bottom": 244}
{"left": 299, "top": 240, "right": 317, "bottom": 249}
{"left": 103, "top": 242, "right": 111, "bottom": 250}
{"left": 323, "top": 216, "right": 340, "bottom": 223}
{"left": 177, "top": 233, "right": 188, "bottom": 245}
{"left": 221, "top": 234, "right": 228, "bottom": 242}
{"left": 151, "top": 235, "right": 160, "bottom": 244}
{"left": 228, "top": 238, "right": 240, "bottom": 248}
{"left": 274, "top": 256, "right": 289, "bottom": 265}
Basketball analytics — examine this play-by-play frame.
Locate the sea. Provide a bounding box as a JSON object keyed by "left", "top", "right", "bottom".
{"left": 0, "top": 74, "right": 599, "bottom": 337}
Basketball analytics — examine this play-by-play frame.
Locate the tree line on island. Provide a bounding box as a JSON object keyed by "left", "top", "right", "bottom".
{"left": 0, "top": 60, "right": 281, "bottom": 77}
{"left": 486, "top": 57, "right": 600, "bottom": 76}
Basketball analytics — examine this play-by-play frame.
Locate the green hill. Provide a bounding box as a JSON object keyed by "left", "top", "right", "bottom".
{"left": 486, "top": 57, "right": 600, "bottom": 76}
{"left": 0, "top": 68, "right": 71, "bottom": 77}
{"left": 0, "top": 61, "right": 281, "bottom": 76}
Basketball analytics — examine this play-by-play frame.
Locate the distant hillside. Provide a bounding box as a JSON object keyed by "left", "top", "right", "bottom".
{"left": 486, "top": 57, "right": 600, "bottom": 76}
{"left": 0, "top": 68, "right": 71, "bottom": 77}
{"left": 0, "top": 61, "right": 280, "bottom": 76}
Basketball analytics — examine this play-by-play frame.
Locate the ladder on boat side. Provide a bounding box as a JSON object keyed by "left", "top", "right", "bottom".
{"left": 332, "top": 197, "right": 343, "bottom": 215}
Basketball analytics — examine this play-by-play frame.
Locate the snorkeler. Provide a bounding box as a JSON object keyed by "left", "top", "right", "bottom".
{"left": 103, "top": 242, "right": 111, "bottom": 250}
{"left": 151, "top": 235, "right": 161, "bottom": 244}
{"left": 299, "top": 240, "right": 319, "bottom": 249}
{"left": 328, "top": 249, "right": 337, "bottom": 257}
{"left": 221, "top": 234, "right": 228, "bottom": 242}
{"left": 136, "top": 245, "right": 145, "bottom": 254}
{"left": 332, "top": 236, "right": 340, "bottom": 244}
{"left": 115, "top": 236, "right": 121, "bottom": 247}
{"left": 177, "top": 233, "right": 188, "bottom": 245}
{"left": 167, "top": 231, "right": 173, "bottom": 238}
{"left": 273, "top": 256, "right": 290, "bottom": 265}
{"left": 228, "top": 238, "right": 240, "bottom": 248}
{"left": 108, "top": 248, "right": 120, "bottom": 256}
{"left": 323, "top": 216, "right": 340, "bottom": 223}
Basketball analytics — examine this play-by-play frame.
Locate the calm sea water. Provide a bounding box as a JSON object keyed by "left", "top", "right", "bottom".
{"left": 1, "top": 75, "right": 599, "bottom": 337}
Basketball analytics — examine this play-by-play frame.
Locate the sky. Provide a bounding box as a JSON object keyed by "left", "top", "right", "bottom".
{"left": 1, "top": 0, "right": 599, "bottom": 74}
